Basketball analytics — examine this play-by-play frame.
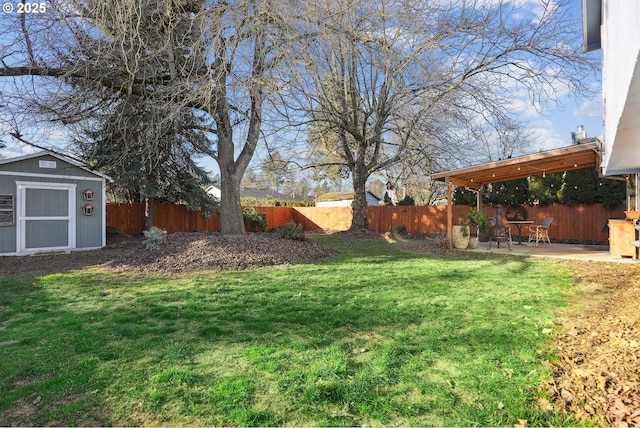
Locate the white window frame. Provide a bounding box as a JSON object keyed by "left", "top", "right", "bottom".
{"left": 0, "top": 194, "right": 14, "bottom": 226}
{"left": 15, "top": 181, "right": 76, "bottom": 252}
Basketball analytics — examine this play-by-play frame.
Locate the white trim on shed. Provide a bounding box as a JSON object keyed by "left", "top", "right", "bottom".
{"left": 16, "top": 181, "right": 77, "bottom": 253}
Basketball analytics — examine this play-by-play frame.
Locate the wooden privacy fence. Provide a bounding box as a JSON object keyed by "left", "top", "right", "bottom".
{"left": 107, "top": 203, "right": 626, "bottom": 243}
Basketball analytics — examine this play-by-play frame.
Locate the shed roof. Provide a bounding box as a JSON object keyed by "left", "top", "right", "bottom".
{"left": 0, "top": 151, "right": 112, "bottom": 181}
{"left": 430, "top": 141, "right": 601, "bottom": 188}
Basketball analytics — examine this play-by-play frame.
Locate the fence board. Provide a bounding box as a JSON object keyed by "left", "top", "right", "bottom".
{"left": 107, "top": 203, "right": 625, "bottom": 243}
{"left": 292, "top": 207, "right": 352, "bottom": 231}
{"left": 255, "top": 206, "right": 294, "bottom": 229}
{"left": 106, "top": 203, "right": 146, "bottom": 235}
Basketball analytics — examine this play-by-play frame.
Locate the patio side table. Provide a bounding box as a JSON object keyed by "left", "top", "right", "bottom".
{"left": 506, "top": 221, "right": 534, "bottom": 245}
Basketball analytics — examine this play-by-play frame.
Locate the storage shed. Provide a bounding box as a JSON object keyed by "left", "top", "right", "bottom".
{"left": 0, "top": 151, "right": 110, "bottom": 255}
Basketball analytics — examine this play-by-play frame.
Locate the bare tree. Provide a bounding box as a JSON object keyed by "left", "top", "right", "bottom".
{"left": 0, "top": 0, "right": 292, "bottom": 234}
{"left": 260, "top": 150, "right": 290, "bottom": 193}
{"left": 284, "top": 0, "right": 597, "bottom": 229}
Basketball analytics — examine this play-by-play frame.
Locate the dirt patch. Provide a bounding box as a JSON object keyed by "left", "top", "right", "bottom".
{"left": 0, "top": 231, "right": 337, "bottom": 276}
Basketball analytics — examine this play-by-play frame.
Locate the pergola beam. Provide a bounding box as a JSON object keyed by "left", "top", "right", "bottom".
{"left": 431, "top": 141, "right": 601, "bottom": 186}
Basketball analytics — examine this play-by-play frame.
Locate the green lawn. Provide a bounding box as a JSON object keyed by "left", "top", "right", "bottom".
{"left": 0, "top": 236, "right": 588, "bottom": 426}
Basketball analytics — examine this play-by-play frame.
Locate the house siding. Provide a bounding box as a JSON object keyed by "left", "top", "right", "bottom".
{"left": 316, "top": 200, "right": 353, "bottom": 208}
{"left": 0, "top": 178, "right": 16, "bottom": 253}
{"left": 600, "top": 1, "right": 640, "bottom": 174}
{"left": 315, "top": 192, "right": 380, "bottom": 207}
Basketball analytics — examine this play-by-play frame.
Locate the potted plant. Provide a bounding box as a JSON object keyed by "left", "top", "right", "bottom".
{"left": 452, "top": 210, "right": 471, "bottom": 249}
{"left": 468, "top": 208, "right": 490, "bottom": 242}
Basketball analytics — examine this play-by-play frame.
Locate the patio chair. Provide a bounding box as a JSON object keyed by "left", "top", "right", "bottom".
{"left": 528, "top": 216, "right": 553, "bottom": 246}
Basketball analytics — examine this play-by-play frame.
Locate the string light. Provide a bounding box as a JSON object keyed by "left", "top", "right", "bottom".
{"left": 543, "top": 169, "right": 546, "bottom": 178}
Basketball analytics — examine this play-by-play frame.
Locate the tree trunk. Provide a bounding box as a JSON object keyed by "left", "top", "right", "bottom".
{"left": 349, "top": 161, "right": 369, "bottom": 230}
{"left": 220, "top": 181, "right": 244, "bottom": 234}
{"left": 144, "top": 197, "right": 155, "bottom": 231}
{"left": 219, "top": 162, "right": 246, "bottom": 235}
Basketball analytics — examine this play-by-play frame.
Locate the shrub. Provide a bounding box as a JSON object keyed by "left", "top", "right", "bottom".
{"left": 394, "top": 224, "right": 408, "bottom": 235}
{"left": 279, "top": 220, "right": 305, "bottom": 240}
{"left": 142, "top": 226, "right": 167, "bottom": 250}
{"left": 468, "top": 208, "right": 489, "bottom": 233}
{"left": 397, "top": 195, "right": 415, "bottom": 206}
{"left": 243, "top": 207, "right": 267, "bottom": 232}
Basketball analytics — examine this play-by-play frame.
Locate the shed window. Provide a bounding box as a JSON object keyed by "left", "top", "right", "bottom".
{"left": 0, "top": 194, "right": 15, "bottom": 226}
{"left": 39, "top": 160, "right": 57, "bottom": 169}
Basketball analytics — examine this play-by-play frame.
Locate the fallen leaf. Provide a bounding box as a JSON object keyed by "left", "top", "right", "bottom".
{"left": 514, "top": 419, "right": 527, "bottom": 428}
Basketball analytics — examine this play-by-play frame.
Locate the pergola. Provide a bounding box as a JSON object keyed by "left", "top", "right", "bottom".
{"left": 429, "top": 141, "right": 602, "bottom": 244}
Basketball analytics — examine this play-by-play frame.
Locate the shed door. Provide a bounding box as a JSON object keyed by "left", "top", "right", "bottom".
{"left": 16, "top": 182, "right": 76, "bottom": 252}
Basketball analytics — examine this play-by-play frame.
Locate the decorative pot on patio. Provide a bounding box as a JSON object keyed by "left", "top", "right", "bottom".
{"left": 468, "top": 237, "right": 479, "bottom": 249}
{"left": 452, "top": 225, "right": 470, "bottom": 249}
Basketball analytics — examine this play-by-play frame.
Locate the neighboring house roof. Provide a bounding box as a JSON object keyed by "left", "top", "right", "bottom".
{"left": 315, "top": 191, "right": 380, "bottom": 202}
{"left": 205, "top": 185, "right": 221, "bottom": 199}
{"left": 0, "top": 150, "right": 113, "bottom": 181}
{"left": 206, "top": 185, "right": 309, "bottom": 201}
{"left": 240, "top": 187, "right": 307, "bottom": 201}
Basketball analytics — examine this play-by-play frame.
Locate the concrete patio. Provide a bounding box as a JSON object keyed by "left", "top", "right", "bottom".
{"left": 464, "top": 240, "right": 638, "bottom": 263}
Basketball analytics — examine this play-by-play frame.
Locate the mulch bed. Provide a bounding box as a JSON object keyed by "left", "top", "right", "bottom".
{"left": 0, "top": 231, "right": 337, "bottom": 276}
{"left": 540, "top": 260, "right": 640, "bottom": 426}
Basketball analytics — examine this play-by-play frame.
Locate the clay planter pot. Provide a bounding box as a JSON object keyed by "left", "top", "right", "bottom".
{"left": 452, "top": 225, "right": 470, "bottom": 249}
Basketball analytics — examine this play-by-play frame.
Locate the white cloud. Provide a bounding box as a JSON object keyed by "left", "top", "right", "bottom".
{"left": 0, "top": 114, "right": 72, "bottom": 159}
{"left": 572, "top": 95, "right": 603, "bottom": 120}
{"left": 477, "top": 0, "right": 559, "bottom": 23}
{"left": 526, "top": 126, "right": 566, "bottom": 152}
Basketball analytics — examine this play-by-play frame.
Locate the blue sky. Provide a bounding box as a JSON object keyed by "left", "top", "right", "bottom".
{"left": 522, "top": 81, "right": 602, "bottom": 151}
{"left": 504, "top": 0, "right": 603, "bottom": 151}
{"left": 0, "top": 0, "right": 603, "bottom": 168}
